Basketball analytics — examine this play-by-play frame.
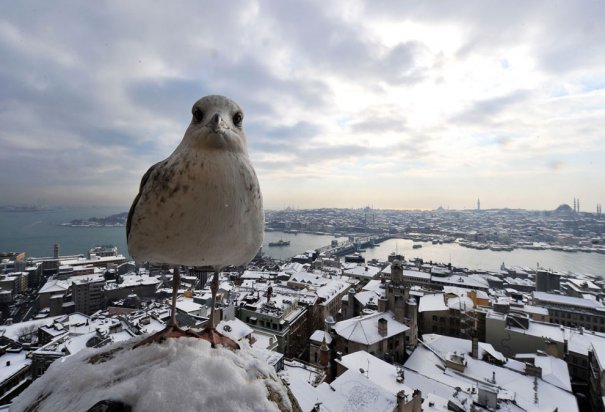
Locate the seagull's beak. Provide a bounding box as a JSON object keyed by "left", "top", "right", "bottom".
{"left": 209, "top": 113, "right": 226, "bottom": 133}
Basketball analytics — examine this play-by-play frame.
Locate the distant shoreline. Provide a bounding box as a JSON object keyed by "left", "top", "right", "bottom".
{"left": 60, "top": 211, "right": 128, "bottom": 228}
{"left": 0, "top": 205, "right": 54, "bottom": 213}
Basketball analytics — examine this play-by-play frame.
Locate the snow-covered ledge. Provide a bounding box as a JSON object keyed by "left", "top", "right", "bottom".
{"left": 12, "top": 338, "right": 300, "bottom": 412}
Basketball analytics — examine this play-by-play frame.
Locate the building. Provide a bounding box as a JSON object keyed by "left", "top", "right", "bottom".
{"left": 535, "top": 270, "right": 561, "bottom": 292}
{"left": 589, "top": 341, "right": 605, "bottom": 412}
{"left": 332, "top": 310, "right": 409, "bottom": 363}
{"left": 0, "top": 349, "right": 31, "bottom": 405}
{"left": 533, "top": 291, "right": 605, "bottom": 332}
{"left": 237, "top": 288, "right": 310, "bottom": 358}
{"left": 404, "top": 333, "right": 578, "bottom": 411}
{"left": 71, "top": 275, "right": 105, "bottom": 315}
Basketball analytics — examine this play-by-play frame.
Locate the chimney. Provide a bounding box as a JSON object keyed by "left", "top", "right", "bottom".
{"left": 525, "top": 363, "right": 542, "bottom": 378}
{"left": 378, "top": 317, "right": 388, "bottom": 337}
{"left": 346, "top": 288, "right": 355, "bottom": 318}
{"left": 471, "top": 337, "right": 479, "bottom": 359}
{"left": 397, "top": 389, "right": 422, "bottom": 412}
{"left": 320, "top": 337, "right": 331, "bottom": 382}
{"left": 378, "top": 297, "right": 387, "bottom": 312}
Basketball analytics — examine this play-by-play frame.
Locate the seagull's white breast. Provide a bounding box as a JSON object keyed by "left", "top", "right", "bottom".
{"left": 128, "top": 148, "right": 264, "bottom": 268}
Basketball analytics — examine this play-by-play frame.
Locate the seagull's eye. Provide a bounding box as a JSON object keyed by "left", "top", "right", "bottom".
{"left": 193, "top": 108, "right": 204, "bottom": 122}
{"left": 233, "top": 112, "right": 243, "bottom": 127}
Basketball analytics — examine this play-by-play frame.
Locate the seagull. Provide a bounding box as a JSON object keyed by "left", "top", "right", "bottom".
{"left": 127, "top": 95, "right": 264, "bottom": 348}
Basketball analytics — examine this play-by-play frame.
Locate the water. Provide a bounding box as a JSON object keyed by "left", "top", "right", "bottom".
{"left": 0, "top": 208, "right": 345, "bottom": 261}
{"left": 362, "top": 238, "right": 605, "bottom": 277}
{"left": 2, "top": 209, "right": 605, "bottom": 276}
{"left": 0, "top": 207, "right": 129, "bottom": 258}
{"left": 262, "top": 231, "right": 348, "bottom": 260}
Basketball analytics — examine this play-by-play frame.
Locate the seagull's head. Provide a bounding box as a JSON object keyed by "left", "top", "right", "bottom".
{"left": 183, "top": 95, "right": 248, "bottom": 153}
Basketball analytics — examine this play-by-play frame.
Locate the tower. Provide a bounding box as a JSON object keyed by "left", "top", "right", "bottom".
{"left": 387, "top": 260, "right": 407, "bottom": 322}
{"left": 319, "top": 337, "right": 331, "bottom": 382}
{"left": 405, "top": 297, "right": 418, "bottom": 347}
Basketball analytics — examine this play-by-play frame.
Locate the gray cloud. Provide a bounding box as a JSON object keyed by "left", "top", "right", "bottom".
{"left": 349, "top": 106, "right": 408, "bottom": 134}
{"left": 361, "top": 1, "right": 605, "bottom": 75}
{"left": 259, "top": 1, "right": 428, "bottom": 85}
{"left": 453, "top": 90, "right": 532, "bottom": 125}
{"left": 0, "top": 1, "right": 603, "bottom": 209}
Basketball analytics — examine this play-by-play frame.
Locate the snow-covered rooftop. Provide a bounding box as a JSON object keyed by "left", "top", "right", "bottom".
{"left": 314, "top": 369, "right": 397, "bottom": 412}
{"left": 533, "top": 291, "right": 604, "bottom": 309}
{"left": 337, "top": 350, "right": 413, "bottom": 396}
{"left": 333, "top": 311, "right": 409, "bottom": 345}
{"left": 39, "top": 278, "right": 70, "bottom": 294}
{"left": 431, "top": 274, "right": 490, "bottom": 289}
{"left": 405, "top": 334, "right": 578, "bottom": 412}
{"left": 0, "top": 350, "right": 31, "bottom": 383}
{"left": 309, "top": 330, "right": 332, "bottom": 344}
{"left": 342, "top": 264, "right": 381, "bottom": 279}
{"left": 217, "top": 318, "right": 254, "bottom": 341}
{"left": 418, "top": 293, "right": 447, "bottom": 313}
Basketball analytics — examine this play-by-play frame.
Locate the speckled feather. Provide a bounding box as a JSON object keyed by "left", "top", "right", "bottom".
{"left": 127, "top": 95, "right": 264, "bottom": 268}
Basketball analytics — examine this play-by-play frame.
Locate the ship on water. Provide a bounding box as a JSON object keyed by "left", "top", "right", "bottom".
{"left": 268, "top": 239, "right": 290, "bottom": 247}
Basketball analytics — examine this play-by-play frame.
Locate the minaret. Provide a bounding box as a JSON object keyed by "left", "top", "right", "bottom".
{"left": 320, "top": 337, "right": 331, "bottom": 382}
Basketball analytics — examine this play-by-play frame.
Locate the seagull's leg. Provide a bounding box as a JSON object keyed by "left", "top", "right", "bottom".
{"left": 194, "top": 269, "right": 239, "bottom": 350}
{"left": 209, "top": 270, "right": 219, "bottom": 328}
{"left": 133, "top": 265, "right": 198, "bottom": 348}
{"left": 169, "top": 265, "right": 180, "bottom": 327}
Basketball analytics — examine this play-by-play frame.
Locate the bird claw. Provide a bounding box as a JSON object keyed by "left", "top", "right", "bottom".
{"left": 194, "top": 327, "right": 240, "bottom": 350}
{"left": 133, "top": 324, "right": 201, "bottom": 348}
{"left": 133, "top": 325, "right": 240, "bottom": 351}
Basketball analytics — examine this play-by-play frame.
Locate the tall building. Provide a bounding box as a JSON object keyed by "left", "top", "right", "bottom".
{"left": 72, "top": 275, "right": 105, "bottom": 315}
{"left": 477, "top": 198, "right": 481, "bottom": 211}
{"left": 380, "top": 260, "right": 418, "bottom": 348}
{"left": 535, "top": 270, "right": 561, "bottom": 292}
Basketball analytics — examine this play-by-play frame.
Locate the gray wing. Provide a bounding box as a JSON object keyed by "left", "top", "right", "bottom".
{"left": 126, "top": 161, "right": 162, "bottom": 241}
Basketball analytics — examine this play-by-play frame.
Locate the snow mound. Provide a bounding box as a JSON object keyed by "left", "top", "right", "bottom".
{"left": 12, "top": 337, "right": 297, "bottom": 412}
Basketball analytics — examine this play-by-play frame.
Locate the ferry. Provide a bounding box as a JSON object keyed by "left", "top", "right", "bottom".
{"left": 268, "top": 240, "right": 290, "bottom": 247}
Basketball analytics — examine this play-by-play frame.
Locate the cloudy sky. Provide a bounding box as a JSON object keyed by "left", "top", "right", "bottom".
{"left": 1, "top": 1, "right": 604, "bottom": 211}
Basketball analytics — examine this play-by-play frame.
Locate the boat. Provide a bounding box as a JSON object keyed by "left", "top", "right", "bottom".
{"left": 268, "top": 240, "right": 290, "bottom": 247}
